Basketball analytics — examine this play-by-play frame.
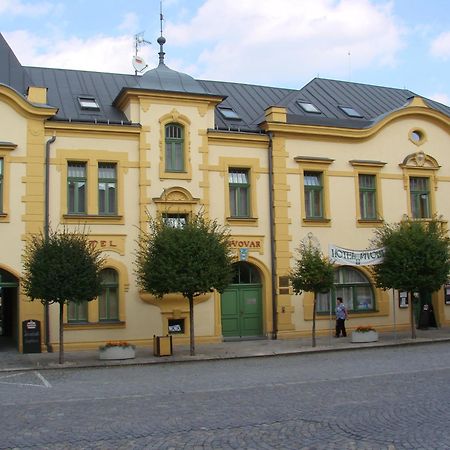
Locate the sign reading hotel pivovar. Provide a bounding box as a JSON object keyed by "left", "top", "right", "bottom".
{"left": 329, "top": 244, "right": 385, "bottom": 266}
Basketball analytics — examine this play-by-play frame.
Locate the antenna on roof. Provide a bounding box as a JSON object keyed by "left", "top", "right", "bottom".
{"left": 133, "top": 32, "right": 150, "bottom": 75}
{"left": 157, "top": 0, "right": 166, "bottom": 65}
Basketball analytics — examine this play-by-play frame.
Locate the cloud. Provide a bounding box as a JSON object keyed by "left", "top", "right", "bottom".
{"left": 165, "top": 0, "right": 405, "bottom": 86}
{"left": 4, "top": 30, "right": 154, "bottom": 74}
{"left": 430, "top": 31, "right": 450, "bottom": 60}
{"left": 429, "top": 92, "right": 450, "bottom": 106}
{"left": 118, "top": 12, "right": 140, "bottom": 34}
{"left": 0, "top": 0, "right": 54, "bottom": 17}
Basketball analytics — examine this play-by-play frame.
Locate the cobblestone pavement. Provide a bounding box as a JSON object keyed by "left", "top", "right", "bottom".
{"left": 1, "top": 343, "right": 449, "bottom": 449}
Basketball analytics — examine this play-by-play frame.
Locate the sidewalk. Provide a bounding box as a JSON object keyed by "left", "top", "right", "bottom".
{"left": 1, "top": 326, "right": 449, "bottom": 373}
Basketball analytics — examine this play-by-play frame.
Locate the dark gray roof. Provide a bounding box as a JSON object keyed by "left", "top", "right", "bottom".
{"left": 0, "top": 34, "right": 31, "bottom": 95}
{"left": 135, "top": 62, "right": 211, "bottom": 95}
{"left": 1, "top": 33, "right": 449, "bottom": 130}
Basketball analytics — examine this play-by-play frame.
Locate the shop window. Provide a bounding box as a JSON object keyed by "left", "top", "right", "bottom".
{"left": 359, "top": 174, "right": 377, "bottom": 220}
{"left": 168, "top": 318, "right": 185, "bottom": 334}
{"left": 229, "top": 169, "right": 250, "bottom": 218}
{"left": 410, "top": 177, "right": 431, "bottom": 219}
{"left": 165, "top": 123, "right": 184, "bottom": 172}
{"left": 99, "top": 268, "right": 119, "bottom": 321}
{"left": 317, "top": 267, "right": 374, "bottom": 313}
{"left": 304, "top": 171, "right": 323, "bottom": 219}
{"left": 67, "top": 162, "right": 87, "bottom": 214}
{"left": 98, "top": 163, "right": 117, "bottom": 215}
{"left": 67, "top": 301, "right": 88, "bottom": 322}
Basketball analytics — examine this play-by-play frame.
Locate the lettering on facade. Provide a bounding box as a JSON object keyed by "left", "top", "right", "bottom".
{"left": 230, "top": 240, "right": 261, "bottom": 249}
{"left": 89, "top": 240, "right": 118, "bottom": 249}
{"left": 329, "top": 244, "right": 385, "bottom": 266}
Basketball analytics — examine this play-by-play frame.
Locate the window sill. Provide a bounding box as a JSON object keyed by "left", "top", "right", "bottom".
{"left": 0, "top": 213, "right": 8, "bottom": 222}
{"left": 302, "top": 218, "right": 331, "bottom": 227}
{"left": 63, "top": 214, "right": 124, "bottom": 224}
{"left": 357, "top": 219, "right": 384, "bottom": 227}
{"left": 64, "top": 321, "right": 125, "bottom": 330}
{"left": 227, "top": 216, "right": 258, "bottom": 227}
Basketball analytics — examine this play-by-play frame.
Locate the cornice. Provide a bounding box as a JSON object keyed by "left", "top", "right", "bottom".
{"left": 0, "top": 84, "right": 57, "bottom": 119}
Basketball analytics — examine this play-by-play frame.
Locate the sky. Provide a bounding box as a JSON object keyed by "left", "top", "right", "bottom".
{"left": 1, "top": 0, "right": 449, "bottom": 105}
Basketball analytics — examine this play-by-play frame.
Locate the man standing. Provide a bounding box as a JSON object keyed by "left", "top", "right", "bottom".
{"left": 335, "top": 297, "right": 348, "bottom": 337}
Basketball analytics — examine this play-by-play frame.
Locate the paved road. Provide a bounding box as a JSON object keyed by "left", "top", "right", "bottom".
{"left": 1, "top": 342, "right": 449, "bottom": 449}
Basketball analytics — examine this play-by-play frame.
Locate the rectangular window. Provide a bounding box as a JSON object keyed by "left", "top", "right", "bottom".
{"left": 165, "top": 124, "right": 184, "bottom": 172}
{"left": 99, "top": 269, "right": 119, "bottom": 321}
{"left": 163, "top": 213, "right": 187, "bottom": 228}
{"left": 0, "top": 158, "right": 3, "bottom": 213}
{"left": 410, "top": 177, "right": 430, "bottom": 218}
{"left": 304, "top": 171, "right": 323, "bottom": 219}
{"left": 229, "top": 169, "right": 250, "bottom": 217}
{"left": 98, "top": 163, "right": 117, "bottom": 215}
{"left": 67, "top": 162, "right": 86, "bottom": 214}
{"left": 359, "top": 174, "right": 377, "bottom": 220}
{"left": 67, "top": 301, "right": 88, "bottom": 323}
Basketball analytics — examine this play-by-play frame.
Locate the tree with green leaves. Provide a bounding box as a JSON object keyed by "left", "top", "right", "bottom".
{"left": 22, "top": 227, "right": 104, "bottom": 364}
{"left": 135, "top": 212, "right": 234, "bottom": 356}
{"left": 371, "top": 218, "right": 450, "bottom": 338}
{"left": 289, "top": 241, "right": 335, "bottom": 347}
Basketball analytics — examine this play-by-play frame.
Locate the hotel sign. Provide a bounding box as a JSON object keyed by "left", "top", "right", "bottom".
{"left": 230, "top": 236, "right": 264, "bottom": 255}
{"left": 329, "top": 245, "right": 385, "bottom": 266}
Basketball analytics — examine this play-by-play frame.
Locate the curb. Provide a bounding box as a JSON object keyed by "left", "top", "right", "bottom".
{"left": 1, "top": 336, "right": 449, "bottom": 374}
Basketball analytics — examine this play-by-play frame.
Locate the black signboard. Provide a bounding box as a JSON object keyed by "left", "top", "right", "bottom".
{"left": 22, "top": 320, "right": 41, "bottom": 353}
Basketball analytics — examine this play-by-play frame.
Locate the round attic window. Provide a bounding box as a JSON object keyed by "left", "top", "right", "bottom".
{"left": 409, "top": 129, "right": 425, "bottom": 145}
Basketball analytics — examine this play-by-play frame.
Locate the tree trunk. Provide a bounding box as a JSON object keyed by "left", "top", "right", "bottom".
{"left": 409, "top": 291, "right": 416, "bottom": 339}
{"left": 312, "top": 292, "right": 317, "bottom": 348}
{"left": 59, "top": 302, "right": 64, "bottom": 364}
{"left": 188, "top": 295, "right": 195, "bottom": 356}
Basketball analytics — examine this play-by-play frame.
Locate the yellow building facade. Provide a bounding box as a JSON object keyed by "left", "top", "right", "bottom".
{"left": 0, "top": 33, "right": 449, "bottom": 352}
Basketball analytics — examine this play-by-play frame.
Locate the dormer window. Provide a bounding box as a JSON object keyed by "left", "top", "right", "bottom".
{"left": 339, "top": 106, "right": 363, "bottom": 118}
{"left": 297, "top": 101, "right": 321, "bottom": 114}
{"left": 218, "top": 107, "right": 241, "bottom": 120}
{"left": 78, "top": 96, "right": 100, "bottom": 110}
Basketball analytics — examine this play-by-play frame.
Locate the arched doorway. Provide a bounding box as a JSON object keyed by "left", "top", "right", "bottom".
{"left": 0, "top": 269, "right": 19, "bottom": 347}
{"left": 221, "top": 262, "right": 263, "bottom": 339}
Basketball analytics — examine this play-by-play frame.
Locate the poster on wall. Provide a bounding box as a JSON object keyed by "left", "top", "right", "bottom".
{"left": 399, "top": 291, "right": 409, "bottom": 308}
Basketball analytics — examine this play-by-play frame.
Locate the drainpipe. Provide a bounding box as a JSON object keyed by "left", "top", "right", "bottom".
{"left": 268, "top": 131, "right": 278, "bottom": 339}
{"left": 44, "top": 134, "right": 56, "bottom": 353}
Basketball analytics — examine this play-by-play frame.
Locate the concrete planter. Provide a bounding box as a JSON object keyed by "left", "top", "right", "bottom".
{"left": 99, "top": 345, "right": 136, "bottom": 360}
{"left": 351, "top": 330, "right": 378, "bottom": 343}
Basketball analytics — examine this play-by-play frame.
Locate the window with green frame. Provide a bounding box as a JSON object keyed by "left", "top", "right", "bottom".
{"left": 99, "top": 268, "right": 119, "bottom": 321}
{"left": 359, "top": 174, "right": 377, "bottom": 220}
{"left": 229, "top": 168, "right": 250, "bottom": 217}
{"left": 98, "top": 163, "right": 117, "bottom": 215}
{"left": 163, "top": 213, "right": 187, "bottom": 228}
{"left": 67, "top": 162, "right": 86, "bottom": 214}
{"left": 410, "top": 176, "right": 431, "bottom": 218}
{"left": 317, "top": 267, "right": 375, "bottom": 313}
{"left": 0, "top": 158, "right": 3, "bottom": 213}
{"left": 67, "top": 301, "right": 88, "bottom": 323}
{"left": 165, "top": 123, "right": 184, "bottom": 172}
{"left": 304, "top": 171, "right": 323, "bottom": 218}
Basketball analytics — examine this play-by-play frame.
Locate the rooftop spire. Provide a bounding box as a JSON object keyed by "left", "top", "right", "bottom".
{"left": 158, "top": 0, "right": 166, "bottom": 65}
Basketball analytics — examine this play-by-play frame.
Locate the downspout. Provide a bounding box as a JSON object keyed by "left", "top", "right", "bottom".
{"left": 44, "top": 134, "right": 56, "bottom": 353}
{"left": 268, "top": 131, "right": 278, "bottom": 339}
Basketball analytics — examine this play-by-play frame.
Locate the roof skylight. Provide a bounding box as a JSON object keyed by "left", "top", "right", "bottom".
{"left": 339, "top": 106, "right": 363, "bottom": 118}
{"left": 218, "top": 107, "right": 241, "bottom": 120}
{"left": 78, "top": 96, "right": 100, "bottom": 110}
{"left": 297, "top": 101, "right": 321, "bottom": 114}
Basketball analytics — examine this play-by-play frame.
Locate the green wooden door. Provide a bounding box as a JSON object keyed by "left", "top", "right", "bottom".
{"left": 221, "top": 284, "right": 262, "bottom": 338}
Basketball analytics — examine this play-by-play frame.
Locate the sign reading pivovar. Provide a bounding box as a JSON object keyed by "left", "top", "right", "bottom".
{"left": 329, "top": 245, "right": 385, "bottom": 266}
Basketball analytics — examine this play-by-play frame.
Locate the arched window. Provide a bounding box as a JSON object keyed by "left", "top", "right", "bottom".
{"left": 317, "top": 267, "right": 374, "bottom": 313}
{"left": 231, "top": 262, "right": 261, "bottom": 284}
{"left": 99, "top": 268, "right": 119, "bottom": 321}
{"left": 165, "top": 123, "right": 184, "bottom": 172}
